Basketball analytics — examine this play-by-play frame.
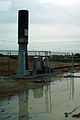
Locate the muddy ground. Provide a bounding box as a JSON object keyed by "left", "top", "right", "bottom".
{"left": 0, "top": 76, "right": 48, "bottom": 101}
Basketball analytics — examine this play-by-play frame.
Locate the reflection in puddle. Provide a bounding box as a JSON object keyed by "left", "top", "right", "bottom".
{"left": 18, "top": 91, "right": 29, "bottom": 120}
{"left": 0, "top": 73, "right": 80, "bottom": 120}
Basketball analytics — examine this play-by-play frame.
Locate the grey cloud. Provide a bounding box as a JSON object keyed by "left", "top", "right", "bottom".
{"left": 0, "top": 0, "right": 80, "bottom": 26}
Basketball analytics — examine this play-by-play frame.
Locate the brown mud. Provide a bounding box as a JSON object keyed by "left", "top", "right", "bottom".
{"left": 0, "top": 76, "right": 47, "bottom": 101}
{"left": 72, "top": 113, "right": 80, "bottom": 118}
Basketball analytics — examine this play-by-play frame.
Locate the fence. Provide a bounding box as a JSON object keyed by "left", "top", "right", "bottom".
{"left": 0, "top": 50, "right": 80, "bottom": 76}
{"left": 0, "top": 50, "right": 18, "bottom": 76}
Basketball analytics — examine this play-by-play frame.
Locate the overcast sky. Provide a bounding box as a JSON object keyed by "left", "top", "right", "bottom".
{"left": 0, "top": 0, "right": 80, "bottom": 52}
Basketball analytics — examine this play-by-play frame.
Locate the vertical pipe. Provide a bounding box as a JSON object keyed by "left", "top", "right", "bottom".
{"left": 25, "top": 49, "right": 28, "bottom": 70}
{"left": 72, "top": 53, "right": 74, "bottom": 73}
{"left": 49, "top": 51, "right": 51, "bottom": 72}
{"left": 8, "top": 51, "right": 10, "bottom": 75}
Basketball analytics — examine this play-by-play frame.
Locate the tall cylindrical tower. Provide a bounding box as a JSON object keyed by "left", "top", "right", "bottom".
{"left": 17, "top": 10, "right": 29, "bottom": 77}
{"left": 18, "top": 10, "right": 28, "bottom": 44}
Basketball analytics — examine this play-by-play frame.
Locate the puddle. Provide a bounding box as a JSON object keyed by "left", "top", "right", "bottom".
{"left": 0, "top": 72, "right": 80, "bottom": 120}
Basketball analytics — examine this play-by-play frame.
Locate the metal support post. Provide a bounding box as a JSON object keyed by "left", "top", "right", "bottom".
{"left": 71, "top": 53, "right": 74, "bottom": 73}
{"left": 8, "top": 51, "right": 11, "bottom": 75}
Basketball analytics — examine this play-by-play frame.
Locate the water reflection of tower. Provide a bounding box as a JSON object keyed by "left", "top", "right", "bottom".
{"left": 71, "top": 77, "right": 74, "bottom": 100}
{"left": 34, "top": 87, "right": 43, "bottom": 98}
{"left": 33, "top": 84, "right": 51, "bottom": 113}
{"left": 18, "top": 91, "right": 29, "bottom": 120}
{"left": 45, "top": 85, "right": 50, "bottom": 112}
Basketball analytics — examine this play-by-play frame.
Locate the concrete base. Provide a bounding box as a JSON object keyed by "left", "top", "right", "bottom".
{"left": 16, "top": 70, "right": 29, "bottom": 78}
{"left": 17, "top": 44, "right": 29, "bottom": 77}
{"left": 24, "top": 70, "right": 30, "bottom": 76}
